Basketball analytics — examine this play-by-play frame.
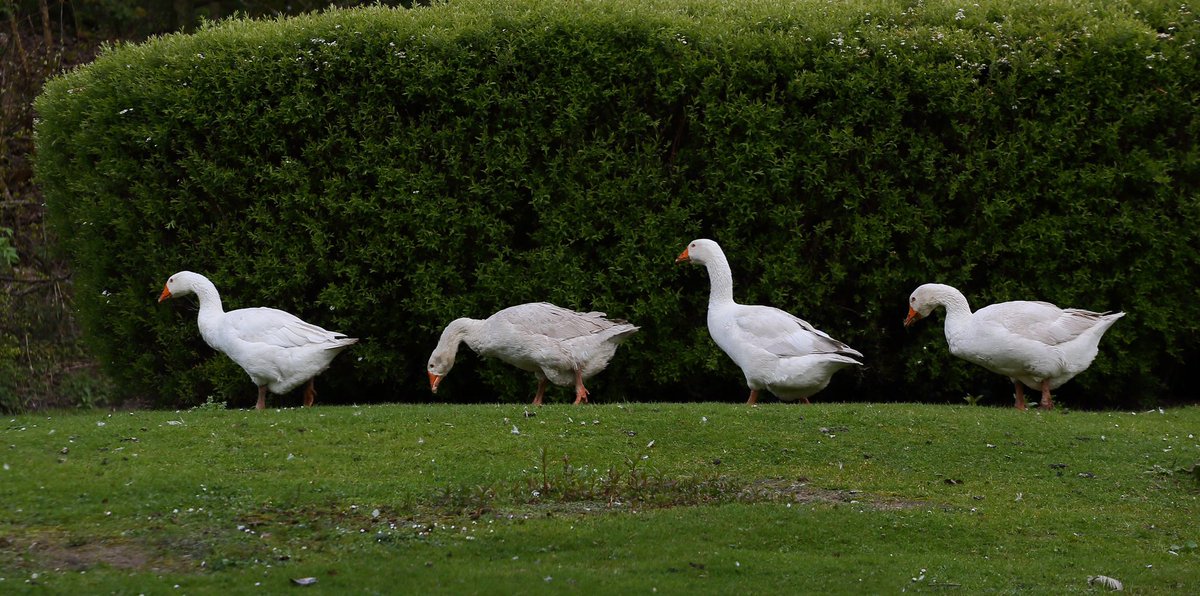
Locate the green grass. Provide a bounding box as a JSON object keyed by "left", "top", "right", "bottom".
{"left": 2, "top": 402, "right": 1198, "bottom": 593}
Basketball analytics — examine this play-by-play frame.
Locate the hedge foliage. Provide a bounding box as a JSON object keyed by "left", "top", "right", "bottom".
{"left": 35, "top": 0, "right": 1199, "bottom": 408}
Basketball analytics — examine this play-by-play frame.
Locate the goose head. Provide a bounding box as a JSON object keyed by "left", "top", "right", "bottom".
{"left": 158, "top": 271, "right": 203, "bottom": 302}
{"left": 427, "top": 318, "right": 472, "bottom": 393}
{"left": 426, "top": 352, "right": 454, "bottom": 393}
{"left": 675, "top": 238, "right": 721, "bottom": 265}
{"left": 904, "top": 283, "right": 946, "bottom": 327}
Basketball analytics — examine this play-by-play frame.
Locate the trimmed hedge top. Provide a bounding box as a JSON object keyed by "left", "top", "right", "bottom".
{"left": 36, "top": 0, "right": 1200, "bottom": 408}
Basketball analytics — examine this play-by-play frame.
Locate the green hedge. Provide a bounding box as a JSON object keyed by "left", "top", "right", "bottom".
{"left": 35, "top": 0, "right": 1199, "bottom": 408}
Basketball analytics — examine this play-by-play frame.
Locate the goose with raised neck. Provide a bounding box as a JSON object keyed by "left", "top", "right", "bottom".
{"left": 676, "top": 239, "right": 862, "bottom": 404}
{"left": 159, "top": 271, "right": 358, "bottom": 409}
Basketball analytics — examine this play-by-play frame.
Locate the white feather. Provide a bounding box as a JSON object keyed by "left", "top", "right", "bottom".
{"left": 1087, "top": 575, "right": 1123, "bottom": 591}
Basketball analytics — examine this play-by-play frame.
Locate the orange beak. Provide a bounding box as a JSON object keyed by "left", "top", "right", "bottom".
{"left": 675, "top": 247, "right": 691, "bottom": 264}
{"left": 904, "top": 306, "right": 922, "bottom": 328}
{"left": 428, "top": 372, "right": 442, "bottom": 393}
{"left": 157, "top": 285, "right": 172, "bottom": 303}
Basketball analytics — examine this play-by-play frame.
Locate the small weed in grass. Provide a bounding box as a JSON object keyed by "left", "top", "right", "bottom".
{"left": 190, "top": 396, "right": 228, "bottom": 412}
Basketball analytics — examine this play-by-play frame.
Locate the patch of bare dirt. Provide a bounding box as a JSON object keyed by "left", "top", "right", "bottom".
{"left": 737, "top": 478, "right": 930, "bottom": 511}
{"left": 228, "top": 477, "right": 935, "bottom": 545}
{"left": 2, "top": 533, "right": 197, "bottom": 574}
{"left": 416, "top": 475, "right": 934, "bottom": 524}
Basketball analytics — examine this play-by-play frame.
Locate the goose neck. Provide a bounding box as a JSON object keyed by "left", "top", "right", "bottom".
{"left": 191, "top": 277, "right": 225, "bottom": 320}
{"left": 935, "top": 285, "right": 974, "bottom": 330}
{"left": 449, "top": 318, "right": 486, "bottom": 351}
{"left": 187, "top": 276, "right": 226, "bottom": 344}
{"left": 703, "top": 253, "right": 736, "bottom": 306}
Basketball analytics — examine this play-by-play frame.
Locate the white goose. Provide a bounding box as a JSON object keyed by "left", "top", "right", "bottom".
{"left": 427, "top": 303, "right": 638, "bottom": 405}
{"left": 158, "top": 271, "right": 358, "bottom": 410}
{"left": 676, "top": 239, "right": 863, "bottom": 404}
{"left": 904, "top": 283, "right": 1124, "bottom": 410}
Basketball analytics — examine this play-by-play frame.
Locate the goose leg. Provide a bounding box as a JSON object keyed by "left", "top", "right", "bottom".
{"left": 303, "top": 379, "right": 317, "bottom": 408}
{"left": 1013, "top": 382, "right": 1027, "bottom": 411}
{"left": 1039, "top": 380, "right": 1053, "bottom": 410}
{"left": 573, "top": 368, "right": 589, "bottom": 405}
{"left": 532, "top": 378, "right": 547, "bottom": 406}
{"left": 256, "top": 386, "right": 268, "bottom": 410}
{"left": 747, "top": 389, "right": 759, "bottom": 405}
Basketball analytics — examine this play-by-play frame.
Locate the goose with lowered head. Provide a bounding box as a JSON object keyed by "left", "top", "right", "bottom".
{"left": 676, "top": 239, "right": 863, "bottom": 404}
{"left": 904, "top": 283, "right": 1123, "bottom": 410}
{"left": 158, "top": 271, "right": 358, "bottom": 410}
{"left": 427, "top": 302, "right": 638, "bottom": 405}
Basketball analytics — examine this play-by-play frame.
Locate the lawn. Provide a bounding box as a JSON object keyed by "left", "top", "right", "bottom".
{"left": 2, "top": 402, "right": 1198, "bottom": 593}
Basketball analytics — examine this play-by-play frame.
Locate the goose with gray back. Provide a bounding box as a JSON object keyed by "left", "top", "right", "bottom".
{"left": 428, "top": 302, "right": 638, "bottom": 405}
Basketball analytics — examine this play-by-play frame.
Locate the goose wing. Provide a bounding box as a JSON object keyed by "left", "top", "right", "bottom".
{"left": 498, "top": 302, "right": 626, "bottom": 340}
{"left": 223, "top": 307, "right": 349, "bottom": 348}
{"left": 732, "top": 305, "right": 861, "bottom": 358}
{"left": 983, "top": 301, "right": 1110, "bottom": 347}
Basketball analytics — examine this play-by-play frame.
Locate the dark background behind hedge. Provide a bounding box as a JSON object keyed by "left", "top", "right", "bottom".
{"left": 34, "top": 0, "right": 1199, "bottom": 409}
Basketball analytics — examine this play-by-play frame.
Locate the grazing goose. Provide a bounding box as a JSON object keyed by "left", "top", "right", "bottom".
{"left": 427, "top": 302, "right": 638, "bottom": 405}
{"left": 158, "top": 271, "right": 357, "bottom": 409}
{"left": 904, "top": 283, "right": 1124, "bottom": 410}
{"left": 676, "top": 239, "right": 863, "bottom": 404}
